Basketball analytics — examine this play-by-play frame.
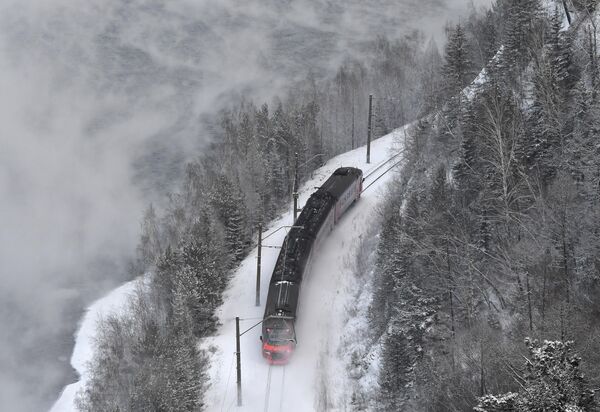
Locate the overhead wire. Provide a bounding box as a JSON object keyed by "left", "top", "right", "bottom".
{"left": 220, "top": 354, "right": 236, "bottom": 412}
{"left": 363, "top": 149, "right": 404, "bottom": 180}
{"left": 278, "top": 366, "right": 286, "bottom": 412}
{"left": 361, "top": 159, "right": 404, "bottom": 193}
{"left": 264, "top": 364, "right": 273, "bottom": 412}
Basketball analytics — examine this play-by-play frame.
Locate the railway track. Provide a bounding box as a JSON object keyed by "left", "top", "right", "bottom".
{"left": 263, "top": 364, "right": 287, "bottom": 412}
{"left": 361, "top": 150, "right": 405, "bottom": 193}
{"left": 363, "top": 150, "right": 403, "bottom": 181}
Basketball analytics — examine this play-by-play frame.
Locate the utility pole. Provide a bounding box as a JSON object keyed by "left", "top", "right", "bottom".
{"left": 293, "top": 193, "right": 299, "bottom": 222}
{"left": 233, "top": 316, "right": 268, "bottom": 407}
{"left": 293, "top": 152, "right": 299, "bottom": 192}
{"left": 351, "top": 89, "right": 355, "bottom": 150}
{"left": 293, "top": 152, "right": 299, "bottom": 223}
{"left": 236, "top": 316, "right": 242, "bottom": 406}
{"left": 367, "top": 94, "right": 373, "bottom": 164}
{"left": 256, "top": 224, "right": 262, "bottom": 307}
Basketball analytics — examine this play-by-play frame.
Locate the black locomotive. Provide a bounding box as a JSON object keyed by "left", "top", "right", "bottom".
{"left": 261, "top": 167, "right": 363, "bottom": 364}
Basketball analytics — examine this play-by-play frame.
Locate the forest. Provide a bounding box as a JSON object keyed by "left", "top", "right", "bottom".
{"left": 368, "top": 0, "right": 600, "bottom": 410}
{"left": 76, "top": 0, "right": 600, "bottom": 411}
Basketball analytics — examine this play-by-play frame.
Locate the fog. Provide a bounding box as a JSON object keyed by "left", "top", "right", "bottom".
{"left": 0, "top": 0, "right": 491, "bottom": 410}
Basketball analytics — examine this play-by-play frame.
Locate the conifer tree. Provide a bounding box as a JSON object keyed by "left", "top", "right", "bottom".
{"left": 373, "top": 100, "right": 389, "bottom": 139}
{"left": 179, "top": 239, "right": 225, "bottom": 336}
{"left": 263, "top": 138, "right": 286, "bottom": 216}
{"left": 153, "top": 246, "right": 181, "bottom": 317}
{"left": 210, "top": 175, "right": 250, "bottom": 263}
{"left": 378, "top": 329, "right": 412, "bottom": 410}
{"left": 370, "top": 203, "right": 403, "bottom": 335}
{"left": 137, "top": 203, "right": 162, "bottom": 267}
{"left": 502, "top": 0, "right": 542, "bottom": 72}
{"left": 238, "top": 109, "right": 254, "bottom": 156}
{"left": 476, "top": 340, "right": 596, "bottom": 411}
{"left": 255, "top": 103, "right": 270, "bottom": 147}
{"left": 481, "top": 10, "right": 500, "bottom": 64}
{"left": 441, "top": 23, "right": 474, "bottom": 141}
{"left": 548, "top": 7, "right": 576, "bottom": 93}
{"left": 443, "top": 23, "right": 474, "bottom": 99}
{"left": 272, "top": 103, "right": 294, "bottom": 195}
{"left": 303, "top": 100, "right": 322, "bottom": 157}
{"left": 453, "top": 99, "right": 482, "bottom": 196}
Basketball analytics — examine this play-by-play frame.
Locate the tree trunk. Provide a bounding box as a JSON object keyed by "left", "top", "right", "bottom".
{"left": 526, "top": 270, "right": 533, "bottom": 333}
{"left": 541, "top": 257, "right": 548, "bottom": 337}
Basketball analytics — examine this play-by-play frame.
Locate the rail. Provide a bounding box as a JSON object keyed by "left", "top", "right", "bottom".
{"left": 363, "top": 149, "right": 404, "bottom": 180}
{"left": 361, "top": 158, "right": 404, "bottom": 193}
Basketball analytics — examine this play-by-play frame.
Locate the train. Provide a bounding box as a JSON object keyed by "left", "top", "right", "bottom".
{"left": 260, "top": 167, "right": 364, "bottom": 364}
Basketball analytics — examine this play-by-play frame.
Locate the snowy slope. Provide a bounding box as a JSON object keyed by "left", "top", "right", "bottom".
{"left": 203, "top": 127, "right": 405, "bottom": 412}
{"left": 49, "top": 279, "right": 141, "bottom": 412}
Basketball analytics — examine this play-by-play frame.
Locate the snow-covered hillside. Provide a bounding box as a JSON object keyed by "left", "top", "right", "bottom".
{"left": 202, "top": 128, "right": 405, "bottom": 411}
{"left": 50, "top": 280, "right": 141, "bottom": 412}
{"left": 50, "top": 127, "right": 405, "bottom": 412}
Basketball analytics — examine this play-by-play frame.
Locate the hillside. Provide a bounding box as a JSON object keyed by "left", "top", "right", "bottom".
{"left": 367, "top": 0, "right": 600, "bottom": 410}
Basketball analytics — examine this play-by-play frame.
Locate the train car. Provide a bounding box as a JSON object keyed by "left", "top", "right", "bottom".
{"left": 261, "top": 167, "right": 363, "bottom": 364}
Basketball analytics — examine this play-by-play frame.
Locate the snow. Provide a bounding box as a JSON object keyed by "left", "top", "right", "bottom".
{"left": 49, "top": 278, "right": 141, "bottom": 412}
{"left": 461, "top": 45, "right": 505, "bottom": 102}
{"left": 202, "top": 127, "right": 405, "bottom": 412}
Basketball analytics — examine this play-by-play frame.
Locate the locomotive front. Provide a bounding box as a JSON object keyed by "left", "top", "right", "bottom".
{"left": 261, "top": 316, "right": 296, "bottom": 364}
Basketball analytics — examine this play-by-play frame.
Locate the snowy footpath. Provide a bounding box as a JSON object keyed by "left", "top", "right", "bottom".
{"left": 203, "top": 128, "right": 405, "bottom": 412}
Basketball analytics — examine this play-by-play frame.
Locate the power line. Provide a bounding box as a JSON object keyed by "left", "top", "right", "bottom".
{"left": 362, "top": 159, "right": 404, "bottom": 193}
{"left": 220, "top": 354, "right": 236, "bottom": 412}
{"left": 363, "top": 150, "right": 404, "bottom": 180}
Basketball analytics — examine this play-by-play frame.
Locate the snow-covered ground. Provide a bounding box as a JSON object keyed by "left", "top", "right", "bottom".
{"left": 49, "top": 279, "right": 141, "bottom": 412}
{"left": 203, "top": 128, "right": 405, "bottom": 412}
